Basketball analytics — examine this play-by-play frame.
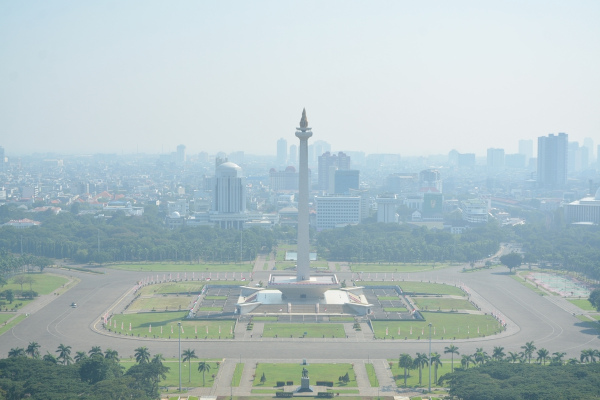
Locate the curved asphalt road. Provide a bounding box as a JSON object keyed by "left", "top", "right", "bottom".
{"left": 2, "top": 261, "right": 598, "bottom": 361}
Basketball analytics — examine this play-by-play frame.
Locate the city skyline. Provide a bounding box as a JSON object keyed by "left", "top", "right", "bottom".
{"left": 1, "top": 1, "right": 599, "bottom": 157}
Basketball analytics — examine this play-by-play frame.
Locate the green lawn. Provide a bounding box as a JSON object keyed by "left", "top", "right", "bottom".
{"left": 413, "top": 298, "right": 476, "bottom": 311}
{"left": 4, "top": 273, "right": 69, "bottom": 295}
{"left": 253, "top": 363, "right": 356, "bottom": 387}
{"left": 128, "top": 295, "right": 194, "bottom": 311}
{"left": 372, "top": 312, "right": 502, "bottom": 340}
{"left": 231, "top": 363, "right": 244, "bottom": 386}
{"left": 109, "top": 263, "right": 254, "bottom": 272}
{"left": 138, "top": 281, "right": 244, "bottom": 296}
{"left": 121, "top": 360, "right": 221, "bottom": 387}
{"left": 359, "top": 281, "right": 465, "bottom": 296}
{"left": 568, "top": 299, "right": 596, "bottom": 311}
{"left": 378, "top": 296, "right": 400, "bottom": 300}
{"left": 390, "top": 357, "right": 454, "bottom": 388}
{"left": 0, "top": 314, "right": 26, "bottom": 336}
{"left": 365, "top": 363, "right": 379, "bottom": 387}
{"left": 262, "top": 323, "right": 346, "bottom": 338}
{"left": 350, "top": 263, "right": 452, "bottom": 273}
{"left": 106, "top": 312, "right": 235, "bottom": 339}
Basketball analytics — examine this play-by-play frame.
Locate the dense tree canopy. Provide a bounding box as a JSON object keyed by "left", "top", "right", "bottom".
{"left": 316, "top": 222, "right": 503, "bottom": 263}
{"left": 440, "top": 362, "right": 600, "bottom": 400}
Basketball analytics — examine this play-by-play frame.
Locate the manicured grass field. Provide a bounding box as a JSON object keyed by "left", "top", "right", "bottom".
{"left": 253, "top": 363, "right": 356, "bottom": 387}
{"left": 390, "top": 357, "right": 454, "bottom": 388}
{"left": 399, "top": 282, "right": 465, "bottom": 296}
{"left": 413, "top": 297, "right": 476, "bottom": 311}
{"left": 359, "top": 281, "right": 465, "bottom": 296}
{"left": 106, "top": 312, "right": 235, "bottom": 339}
{"left": 4, "top": 273, "right": 69, "bottom": 295}
{"left": 365, "top": 363, "right": 378, "bottom": 387}
{"left": 350, "top": 263, "right": 452, "bottom": 273}
{"left": 121, "top": 360, "right": 220, "bottom": 387}
{"left": 262, "top": 323, "right": 346, "bottom": 338}
{"left": 329, "top": 316, "right": 355, "bottom": 322}
{"left": 0, "top": 314, "right": 26, "bottom": 336}
{"left": 138, "top": 281, "right": 245, "bottom": 296}
{"left": 231, "top": 363, "right": 244, "bottom": 386}
{"left": 568, "top": 299, "right": 596, "bottom": 311}
{"left": 378, "top": 296, "right": 400, "bottom": 300}
{"left": 109, "top": 263, "right": 254, "bottom": 272}
{"left": 128, "top": 295, "right": 194, "bottom": 311}
{"left": 372, "top": 312, "right": 502, "bottom": 340}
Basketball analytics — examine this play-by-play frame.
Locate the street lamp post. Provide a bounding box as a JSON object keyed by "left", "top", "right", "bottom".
{"left": 178, "top": 322, "right": 182, "bottom": 392}
{"left": 428, "top": 323, "right": 432, "bottom": 394}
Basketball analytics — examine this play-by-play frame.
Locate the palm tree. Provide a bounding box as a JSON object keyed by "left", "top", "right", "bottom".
{"left": 198, "top": 361, "right": 212, "bottom": 387}
{"left": 567, "top": 358, "right": 579, "bottom": 365}
{"left": 74, "top": 351, "right": 88, "bottom": 363}
{"left": 56, "top": 344, "right": 72, "bottom": 365}
{"left": 521, "top": 341, "right": 536, "bottom": 364}
{"left": 398, "top": 353, "right": 413, "bottom": 387}
{"left": 134, "top": 346, "right": 151, "bottom": 364}
{"left": 26, "top": 342, "right": 40, "bottom": 359}
{"left": 430, "top": 352, "right": 442, "bottom": 385}
{"left": 89, "top": 346, "right": 103, "bottom": 358}
{"left": 182, "top": 349, "right": 198, "bottom": 382}
{"left": 444, "top": 344, "right": 459, "bottom": 373}
{"left": 492, "top": 346, "right": 505, "bottom": 361}
{"left": 104, "top": 349, "right": 119, "bottom": 361}
{"left": 43, "top": 352, "right": 58, "bottom": 364}
{"left": 473, "top": 348, "right": 488, "bottom": 365}
{"left": 551, "top": 352, "right": 566, "bottom": 365}
{"left": 507, "top": 352, "right": 521, "bottom": 363}
{"left": 413, "top": 352, "right": 428, "bottom": 385}
{"left": 152, "top": 353, "right": 165, "bottom": 364}
{"left": 461, "top": 354, "right": 473, "bottom": 369}
{"left": 536, "top": 348, "right": 549, "bottom": 365}
{"left": 8, "top": 348, "right": 26, "bottom": 358}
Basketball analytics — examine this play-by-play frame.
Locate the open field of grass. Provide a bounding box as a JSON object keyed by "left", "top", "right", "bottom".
{"left": 350, "top": 263, "right": 454, "bottom": 273}
{"left": 365, "top": 363, "right": 378, "bottom": 387}
{"left": 231, "top": 363, "right": 244, "bottom": 386}
{"left": 413, "top": 297, "right": 477, "bottom": 311}
{"left": 138, "top": 281, "right": 245, "bottom": 296}
{"left": 378, "top": 296, "right": 400, "bottom": 300}
{"left": 0, "top": 314, "right": 26, "bottom": 336}
{"left": 121, "top": 360, "right": 221, "bottom": 387}
{"left": 4, "top": 273, "right": 69, "bottom": 295}
{"left": 568, "top": 299, "right": 596, "bottom": 311}
{"left": 372, "top": 312, "right": 502, "bottom": 340}
{"left": 390, "top": 357, "right": 454, "bottom": 388}
{"left": 106, "top": 312, "right": 235, "bottom": 339}
{"left": 128, "top": 295, "right": 194, "bottom": 311}
{"left": 262, "top": 323, "right": 346, "bottom": 338}
{"left": 359, "top": 281, "right": 465, "bottom": 296}
{"left": 109, "top": 263, "right": 254, "bottom": 272}
{"left": 253, "top": 363, "right": 356, "bottom": 387}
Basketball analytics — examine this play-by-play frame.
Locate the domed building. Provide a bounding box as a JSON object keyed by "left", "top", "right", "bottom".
{"left": 564, "top": 187, "right": 600, "bottom": 225}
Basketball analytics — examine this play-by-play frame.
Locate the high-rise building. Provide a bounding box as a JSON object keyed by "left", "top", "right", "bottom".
{"left": 583, "top": 137, "right": 595, "bottom": 164}
{"left": 518, "top": 140, "right": 533, "bottom": 163}
{"left": 277, "top": 138, "right": 288, "bottom": 166}
{"left": 210, "top": 161, "right": 247, "bottom": 229}
{"left": 289, "top": 144, "right": 298, "bottom": 165}
{"left": 318, "top": 151, "right": 351, "bottom": 191}
{"left": 176, "top": 144, "right": 186, "bottom": 165}
{"left": 315, "top": 195, "right": 361, "bottom": 230}
{"left": 487, "top": 148, "right": 505, "bottom": 170}
{"left": 334, "top": 170, "right": 359, "bottom": 194}
{"left": 537, "top": 133, "right": 568, "bottom": 188}
{"left": 376, "top": 194, "right": 398, "bottom": 223}
{"left": 419, "top": 169, "right": 442, "bottom": 192}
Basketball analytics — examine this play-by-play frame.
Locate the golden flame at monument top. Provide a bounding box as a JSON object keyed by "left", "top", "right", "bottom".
{"left": 299, "top": 108, "right": 308, "bottom": 129}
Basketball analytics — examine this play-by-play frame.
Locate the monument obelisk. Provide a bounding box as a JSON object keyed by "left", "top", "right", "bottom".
{"left": 295, "top": 108, "right": 312, "bottom": 281}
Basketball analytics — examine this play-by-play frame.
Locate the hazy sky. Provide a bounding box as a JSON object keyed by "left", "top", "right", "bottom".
{"left": 1, "top": 1, "right": 599, "bottom": 157}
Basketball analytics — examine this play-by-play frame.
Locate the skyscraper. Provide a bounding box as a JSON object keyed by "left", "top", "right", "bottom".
{"left": 487, "top": 148, "right": 505, "bottom": 171}
{"left": 210, "top": 161, "right": 246, "bottom": 229}
{"left": 518, "top": 139, "right": 533, "bottom": 164}
{"left": 176, "top": 144, "right": 186, "bottom": 165}
{"left": 289, "top": 144, "right": 298, "bottom": 165}
{"left": 276, "top": 138, "right": 288, "bottom": 166}
{"left": 537, "top": 133, "right": 568, "bottom": 188}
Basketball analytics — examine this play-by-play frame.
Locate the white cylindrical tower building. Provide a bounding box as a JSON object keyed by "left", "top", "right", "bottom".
{"left": 295, "top": 109, "right": 312, "bottom": 281}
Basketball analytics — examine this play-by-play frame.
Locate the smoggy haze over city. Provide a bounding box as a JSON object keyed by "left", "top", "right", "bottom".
{"left": 1, "top": 1, "right": 599, "bottom": 157}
